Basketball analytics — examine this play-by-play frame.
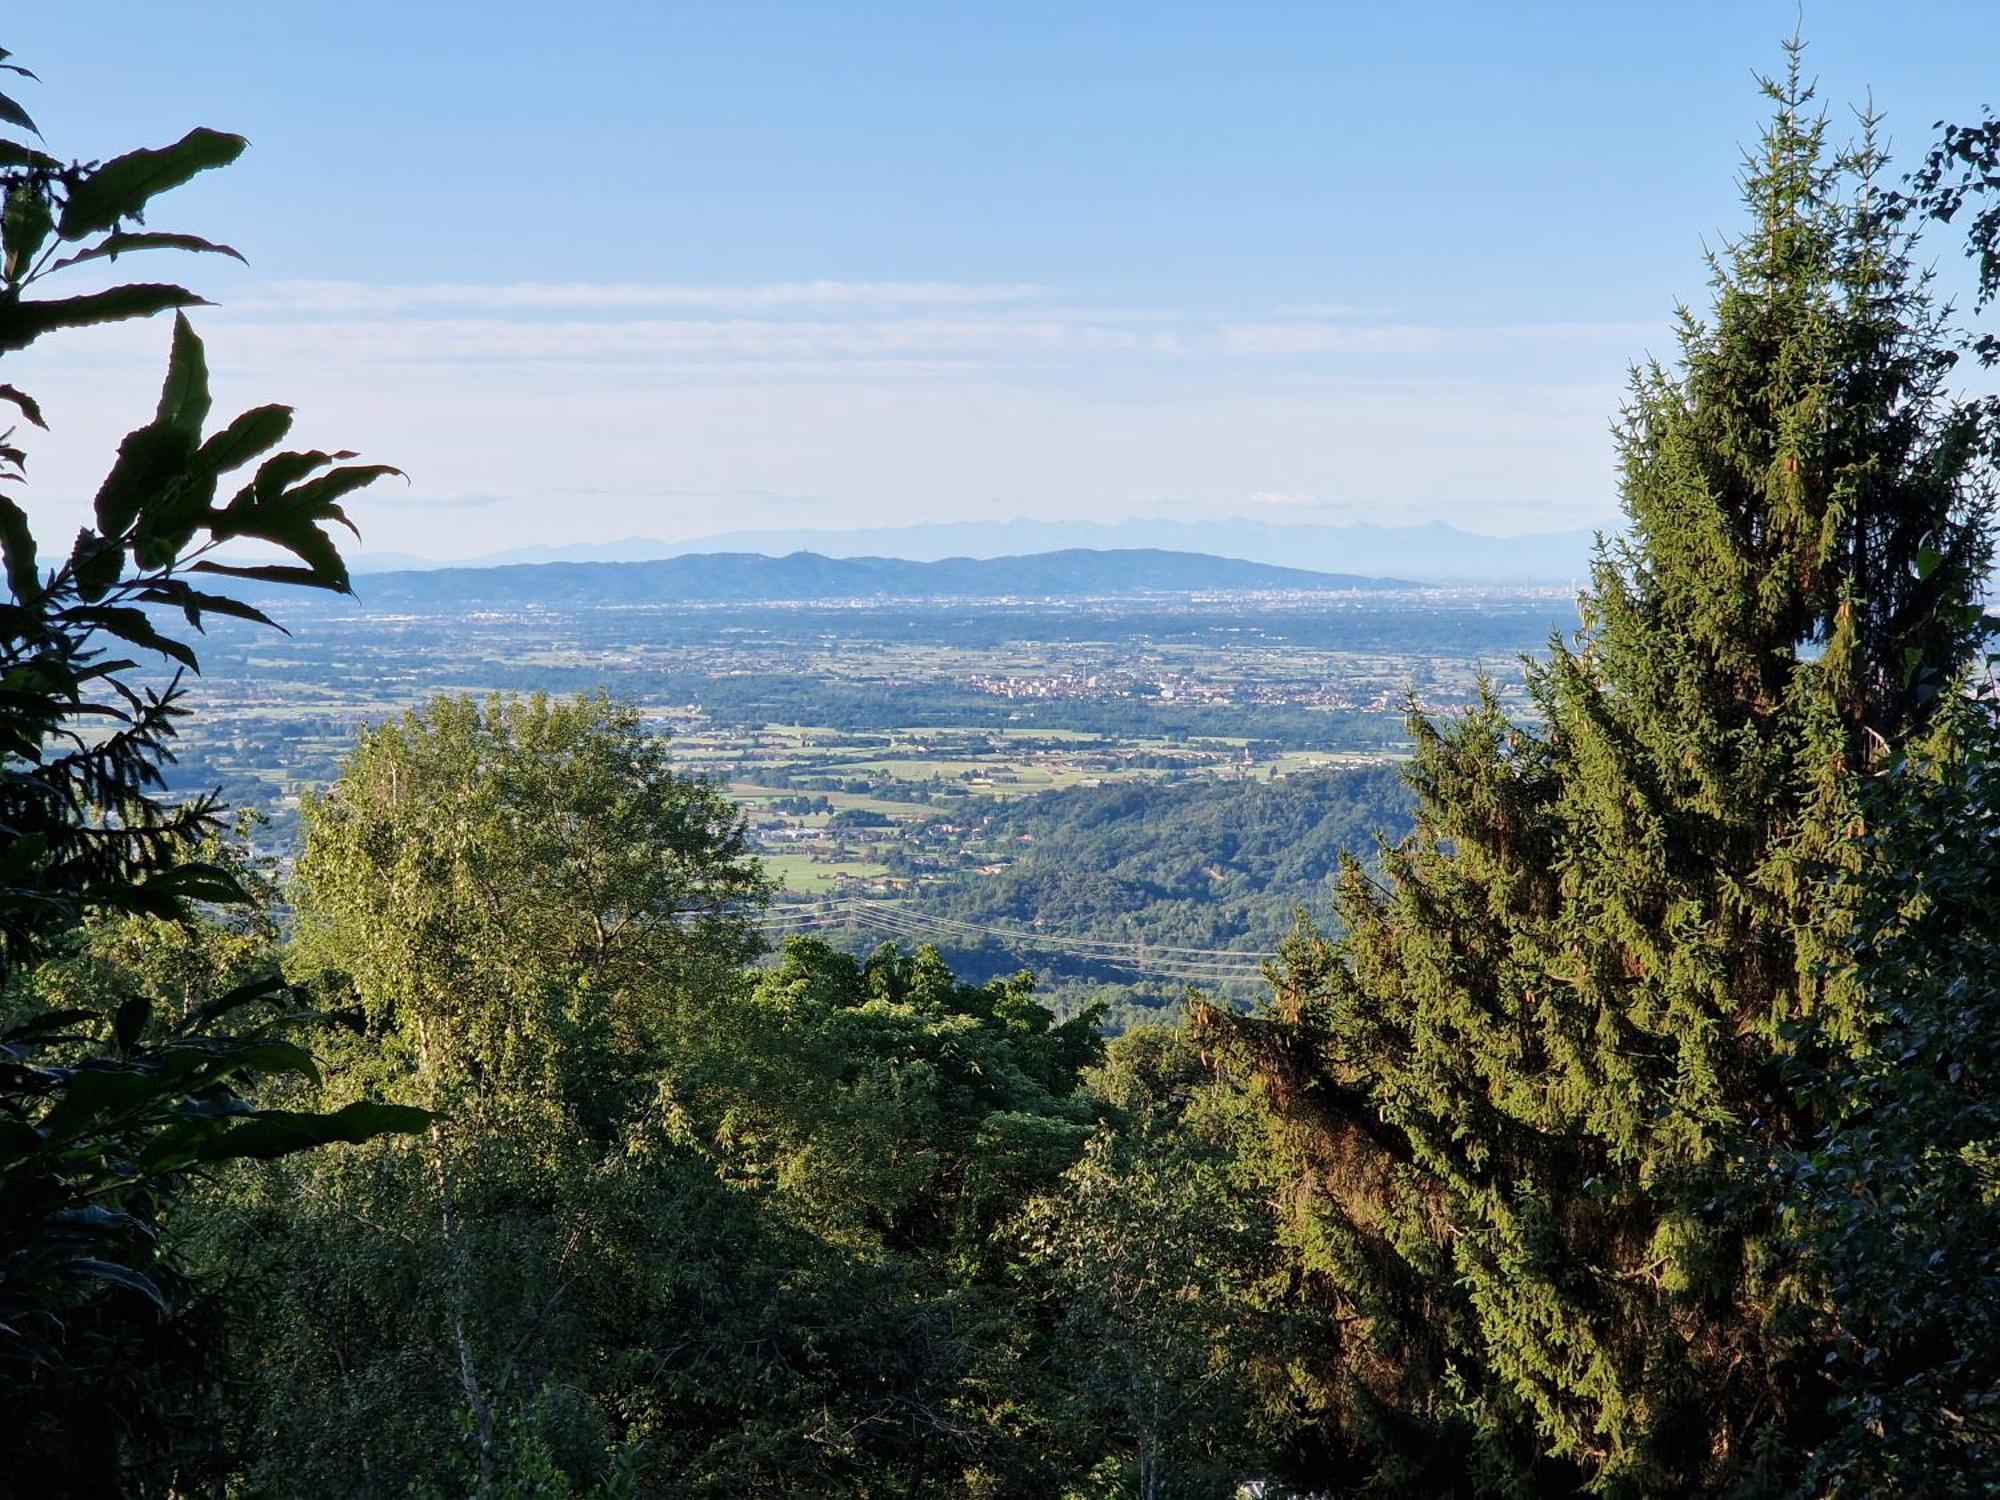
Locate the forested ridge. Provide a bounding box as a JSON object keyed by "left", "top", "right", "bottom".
{"left": 313, "top": 547, "right": 1419, "bottom": 608}
{"left": 4, "top": 38, "right": 2000, "bottom": 1500}
{"left": 872, "top": 767, "right": 1413, "bottom": 1025}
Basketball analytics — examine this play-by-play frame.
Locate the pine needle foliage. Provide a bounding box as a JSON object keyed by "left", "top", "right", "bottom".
{"left": 1196, "top": 48, "right": 1998, "bottom": 1496}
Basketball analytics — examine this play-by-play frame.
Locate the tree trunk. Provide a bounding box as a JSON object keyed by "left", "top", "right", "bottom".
{"left": 419, "top": 1017, "right": 497, "bottom": 1495}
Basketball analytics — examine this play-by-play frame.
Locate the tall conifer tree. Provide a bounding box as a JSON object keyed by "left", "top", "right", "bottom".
{"left": 1197, "top": 49, "right": 1997, "bottom": 1495}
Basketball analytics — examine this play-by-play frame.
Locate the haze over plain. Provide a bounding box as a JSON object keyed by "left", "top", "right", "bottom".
{"left": 9, "top": 1, "right": 1999, "bottom": 568}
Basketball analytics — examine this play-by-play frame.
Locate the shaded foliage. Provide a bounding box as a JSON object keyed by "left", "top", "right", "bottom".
{"left": 1778, "top": 697, "right": 2000, "bottom": 1493}
{"left": 0, "top": 44, "right": 417, "bottom": 1491}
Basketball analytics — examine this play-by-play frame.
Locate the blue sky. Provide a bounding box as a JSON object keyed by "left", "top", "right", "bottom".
{"left": 11, "top": 3, "right": 2000, "bottom": 557}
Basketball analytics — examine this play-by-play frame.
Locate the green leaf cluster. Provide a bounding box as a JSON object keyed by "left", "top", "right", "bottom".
{"left": 1775, "top": 696, "right": 2000, "bottom": 1493}
{"left": 194, "top": 694, "right": 1121, "bottom": 1496}
{"left": 0, "top": 45, "right": 420, "bottom": 1487}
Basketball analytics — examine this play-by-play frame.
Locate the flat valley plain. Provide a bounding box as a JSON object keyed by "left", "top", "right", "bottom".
{"left": 165, "top": 585, "right": 1575, "bottom": 1025}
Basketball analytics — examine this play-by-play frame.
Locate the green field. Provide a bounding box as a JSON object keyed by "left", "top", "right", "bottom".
{"left": 760, "top": 853, "right": 892, "bottom": 893}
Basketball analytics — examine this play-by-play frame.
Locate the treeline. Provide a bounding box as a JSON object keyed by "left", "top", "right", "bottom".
{"left": 8, "top": 694, "right": 1275, "bottom": 1493}
{"left": 912, "top": 764, "right": 1411, "bottom": 947}
{"left": 623, "top": 675, "right": 1405, "bottom": 747}
{"left": 865, "top": 767, "right": 1413, "bottom": 1025}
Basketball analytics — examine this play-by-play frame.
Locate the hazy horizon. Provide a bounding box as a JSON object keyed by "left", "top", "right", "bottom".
{"left": 11, "top": 2, "right": 2000, "bottom": 558}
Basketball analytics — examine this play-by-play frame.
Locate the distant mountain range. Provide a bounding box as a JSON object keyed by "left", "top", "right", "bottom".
{"left": 352, "top": 517, "right": 1604, "bottom": 584}
{"left": 333, "top": 548, "right": 1418, "bottom": 610}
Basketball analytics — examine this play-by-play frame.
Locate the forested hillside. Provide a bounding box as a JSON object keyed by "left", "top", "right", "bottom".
{"left": 872, "top": 767, "right": 1412, "bottom": 1024}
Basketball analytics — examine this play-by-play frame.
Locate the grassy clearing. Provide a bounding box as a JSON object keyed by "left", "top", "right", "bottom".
{"left": 731, "top": 785, "right": 928, "bottom": 817}
{"left": 761, "top": 853, "right": 891, "bottom": 893}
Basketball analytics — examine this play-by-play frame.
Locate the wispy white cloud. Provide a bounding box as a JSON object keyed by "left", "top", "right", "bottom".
{"left": 3, "top": 275, "right": 1646, "bottom": 555}
{"left": 238, "top": 279, "right": 1053, "bottom": 316}
{"left": 8, "top": 277, "right": 1652, "bottom": 377}
{"left": 1269, "top": 301, "right": 1398, "bottom": 319}
{"left": 396, "top": 492, "right": 507, "bottom": 510}
{"left": 1220, "top": 320, "right": 1655, "bottom": 358}
{"left": 200, "top": 315, "right": 1174, "bottom": 365}
{"left": 563, "top": 486, "right": 827, "bottom": 509}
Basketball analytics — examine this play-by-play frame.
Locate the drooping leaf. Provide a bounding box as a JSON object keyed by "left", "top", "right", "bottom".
{"left": 0, "top": 383, "right": 45, "bottom": 429}
{"left": 0, "top": 283, "right": 209, "bottom": 355}
{"left": 220, "top": 1039, "right": 321, "bottom": 1086}
{"left": 183, "top": 973, "right": 291, "bottom": 1030}
{"left": 195, "top": 1101, "right": 431, "bottom": 1162}
{"left": 47, "top": 1205, "right": 146, "bottom": 1236}
{"left": 1, "top": 1008, "right": 96, "bottom": 1045}
{"left": 188, "top": 559, "right": 346, "bottom": 592}
{"left": 56, "top": 128, "right": 246, "bottom": 239}
{"left": 0, "top": 142, "right": 58, "bottom": 172}
{"left": 130, "top": 581, "right": 280, "bottom": 632}
{"left": 269, "top": 522, "right": 348, "bottom": 590}
{"left": 39, "top": 1066, "right": 172, "bottom": 1137}
{"left": 58, "top": 1259, "right": 166, "bottom": 1311}
{"left": 279, "top": 463, "right": 403, "bottom": 531}
{"left": 0, "top": 89, "right": 38, "bottom": 137}
{"left": 45, "top": 230, "right": 245, "bottom": 273}
{"left": 0, "top": 495, "right": 37, "bottom": 600}
{"left": 112, "top": 994, "right": 151, "bottom": 1054}
{"left": 69, "top": 605, "right": 199, "bottom": 670}
{"left": 134, "top": 861, "right": 250, "bottom": 908}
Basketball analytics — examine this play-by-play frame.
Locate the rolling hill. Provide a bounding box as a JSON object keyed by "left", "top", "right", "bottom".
{"left": 335, "top": 548, "right": 1420, "bottom": 610}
